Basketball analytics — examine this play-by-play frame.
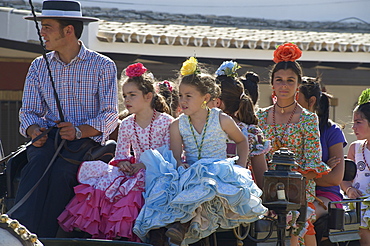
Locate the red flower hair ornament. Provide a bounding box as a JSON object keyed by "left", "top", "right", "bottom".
{"left": 273, "top": 43, "right": 302, "bottom": 63}
{"left": 159, "top": 80, "right": 173, "bottom": 92}
{"left": 125, "top": 63, "right": 148, "bottom": 78}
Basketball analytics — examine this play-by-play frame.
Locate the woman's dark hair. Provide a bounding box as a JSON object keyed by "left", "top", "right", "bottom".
{"left": 240, "top": 71, "right": 259, "bottom": 105}
{"left": 57, "top": 19, "right": 83, "bottom": 39}
{"left": 217, "top": 75, "right": 258, "bottom": 125}
{"left": 299, "top": 76, "right": 332, "bottom": 130}
{"left": 354, "top": 102, "right": 370, "bottom": 125}
{"left": 180, "top": 73, "right": 220, "bottom": 100}
{"left": 157, "top": 81, "right": 179, "bottom": 117}
{"left": 270, "top": 61, "right": 303, "bottom": 84}
{"left": 122, "top": 72, "right": 170, "bottom": 114}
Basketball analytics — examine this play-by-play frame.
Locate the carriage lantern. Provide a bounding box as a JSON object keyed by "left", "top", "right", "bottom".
{"left": 262, "top": 148, "right": 306, "bottom": 246}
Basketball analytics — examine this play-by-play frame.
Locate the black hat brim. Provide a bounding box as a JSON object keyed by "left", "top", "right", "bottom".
{"left": 24, "top": 15, "right": 99, "bottom": 22}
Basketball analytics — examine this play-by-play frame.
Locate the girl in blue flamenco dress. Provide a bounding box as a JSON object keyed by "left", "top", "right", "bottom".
{"left": 134, "top": 57, "right": 267, "bottom": 246}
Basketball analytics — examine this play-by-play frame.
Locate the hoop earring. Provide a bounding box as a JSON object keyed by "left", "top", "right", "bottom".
{"left": 201, "top": 100, "right": 207, "bottom": 109}
{"left": 295, "top": 91, "right": 299, "bottom": 101}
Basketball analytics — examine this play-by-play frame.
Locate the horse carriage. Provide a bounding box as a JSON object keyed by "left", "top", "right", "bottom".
{"left": 0, "top": 140, "right": 363, "bottom": 246}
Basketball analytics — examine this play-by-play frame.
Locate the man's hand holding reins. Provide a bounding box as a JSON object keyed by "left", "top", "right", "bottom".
{"left": 27, "top": 125, "right": 48, "bottom": 147}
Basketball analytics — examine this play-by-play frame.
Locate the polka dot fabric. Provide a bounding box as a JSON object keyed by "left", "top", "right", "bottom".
{"left": 115, "top": 112, "right": 173, "bottom": 161}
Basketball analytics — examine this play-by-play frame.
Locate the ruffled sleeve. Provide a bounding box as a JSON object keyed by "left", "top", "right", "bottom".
{"left": 294, "top": 112, "right": 330, "bottom": 178}
{"left": 112, "top": 116, "right": 134, "bottom": 164}
{"left": 239, "top": 123, "right": 271, "bottom": 157}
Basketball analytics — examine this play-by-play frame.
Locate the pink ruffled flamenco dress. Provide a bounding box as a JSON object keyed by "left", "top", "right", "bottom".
{"left": 57, "top": 158, "right": 145, "bottom": 242}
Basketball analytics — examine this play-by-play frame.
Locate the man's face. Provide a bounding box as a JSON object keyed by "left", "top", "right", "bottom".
{"left": 40, "top": 19, "right": 67, "bottom": 51}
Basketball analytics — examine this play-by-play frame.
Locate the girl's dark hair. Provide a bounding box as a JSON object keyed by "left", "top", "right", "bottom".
{"left": 57, "top": 19, "right": 83, "bottom": 39}
{"left": 354, "top": 102, "right": 370, "bottom": 124}
{"left": 157, "top": 81, "right": 179, "bottom": 117}
{"left": 217, "top": 75, "right": 258, "bottom": 125}
{"left": 123, "top": 73, "right": 170, "bottom": 114}
{"left": 180, "top": 73, "right": 220, "bottom": 100}
{"left": 270, "top": 61, "right": 303, "bottom": 84}
{"left": 299, "top": 76, "right": 332, "bottom": 130}
{"left": 240, "top": 71, "right": 259, "bottom": 105}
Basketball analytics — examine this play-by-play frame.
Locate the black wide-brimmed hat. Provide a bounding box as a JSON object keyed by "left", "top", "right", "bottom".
{"left": 24, "top": 0, "right": 99, "bottom": 22}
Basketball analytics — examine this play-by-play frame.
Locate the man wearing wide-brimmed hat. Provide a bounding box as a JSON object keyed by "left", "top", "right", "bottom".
{"left": 13, "top": 0, "right": 118, "bottom": 238}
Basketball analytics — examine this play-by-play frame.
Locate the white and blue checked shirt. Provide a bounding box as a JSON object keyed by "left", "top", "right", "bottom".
{"left": 19, "top": 42, "right": 118, "bottom": 144}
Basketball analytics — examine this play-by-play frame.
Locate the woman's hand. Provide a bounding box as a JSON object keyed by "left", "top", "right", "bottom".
{"left": 302, "top": 170, "right": 317, "bottom": 180}
{"left": 346, "top": 187, "right": 362, "bottom": 199}
{"left": 326, "top": 156, "right": 341, "bottom": 169}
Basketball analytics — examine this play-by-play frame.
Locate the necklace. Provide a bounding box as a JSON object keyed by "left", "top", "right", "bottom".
{"left": 272, "top": 102, "right": 298, "bottom": 152}
{"left": 134, "top": 109, "right": 156, "bottom": 153}
{"left": 362, "top": 140, "right": 370, "bottom": 170}
{"left": 275, "top": 101, "right": 296, "bottom": 113}
{"left": 188, "top": 109, "right": 211, "bottom": 160}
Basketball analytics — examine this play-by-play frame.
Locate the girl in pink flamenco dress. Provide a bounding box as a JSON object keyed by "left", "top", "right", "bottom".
{"left": 57, "top": 63, "right": 173, "bottom": 241}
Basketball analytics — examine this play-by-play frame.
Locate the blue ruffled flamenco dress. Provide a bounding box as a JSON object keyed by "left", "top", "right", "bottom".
{"left": 134, "top": 146, "right": 267, "bottom": 245}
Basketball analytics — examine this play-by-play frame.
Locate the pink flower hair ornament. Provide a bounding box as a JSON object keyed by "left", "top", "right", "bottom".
{"left": 273, "top": 43, "right": 302, "bottom": 63}
{"left": 125, "top": 63, "right": 148, "bottom": 78}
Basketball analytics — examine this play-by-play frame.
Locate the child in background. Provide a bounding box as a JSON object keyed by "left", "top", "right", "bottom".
{"left": 134, "top": 57, "right": 267, "bottom": 246}
{"left": 58, "top": 63, "right": 173, "bottom": 242}
{"left": 240, "top": 71, "right": 260, "bottom": 106}
{"left": 340, "top": 88, "right": 370, "bottom": 246}
{"left": 214, "top": 60, "right": 270, "bottom": 189}
{"left": 156, "top": 80, "right": 181, "bottom": 118}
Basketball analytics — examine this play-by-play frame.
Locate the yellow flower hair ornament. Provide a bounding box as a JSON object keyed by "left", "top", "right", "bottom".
{"left": 180, "top": 57, "right": 200, "bottom": 76}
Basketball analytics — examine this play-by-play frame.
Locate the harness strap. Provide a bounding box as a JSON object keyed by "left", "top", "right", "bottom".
{"left": 7, "top": 138, "right": 65, "bottom": 216}
{"left": 0, "top": 127, "right": 55, "bottom": 164}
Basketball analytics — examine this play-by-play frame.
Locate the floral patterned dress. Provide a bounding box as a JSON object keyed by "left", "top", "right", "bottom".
{"left": 256, "top": 106, "right": 330, "bottom": 204}
{"left": 257, "top": 106, "right": 330, "bottom": 242}
{"left": 58, "top": 112, "right": 173, "bottom": 241}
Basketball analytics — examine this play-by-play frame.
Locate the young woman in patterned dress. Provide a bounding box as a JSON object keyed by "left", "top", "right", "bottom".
{"left": 256, "top": 43, "right": 330, "bottom": 246}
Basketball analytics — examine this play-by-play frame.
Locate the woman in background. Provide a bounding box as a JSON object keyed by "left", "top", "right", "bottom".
{"left": 298, "top": 77, "right": 346, "bottom": 244}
